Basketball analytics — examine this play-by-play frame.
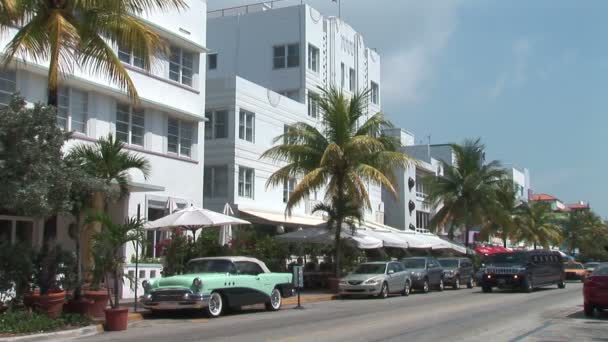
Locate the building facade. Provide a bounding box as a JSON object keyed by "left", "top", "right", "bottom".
{"left": 0, "top": 0, "right": 208, "bottom": 271}
{"left": 205, "top": 2, "right": 384, "bottom": 225}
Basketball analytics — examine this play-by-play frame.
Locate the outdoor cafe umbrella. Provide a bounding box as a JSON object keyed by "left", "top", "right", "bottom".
{"left": 219, "top": 203, "right": 234, "bottom": 246}
{"left": 145, "top": 205, "right": 251, "bottom": 241}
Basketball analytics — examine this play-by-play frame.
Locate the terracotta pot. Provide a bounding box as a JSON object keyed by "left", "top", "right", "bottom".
{"left": 104, "top": 307, "right": 129, "bottom": 331}
{"left": 327, "top": 277, "right": 340, "bottom": 293}
{"left": 39, "top": 291, "right": 66, "bottom": 318}
{"left": 83, "top": 290, "right": 109, "bottom": 318}
{"left": 23, "top": 291, "right": 40, "bottom": 308}
{"left": 64, "top": 298, "right": 94, "bottom": 317}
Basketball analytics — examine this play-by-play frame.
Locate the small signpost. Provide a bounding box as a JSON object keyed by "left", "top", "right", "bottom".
{"left": 293, "top": 265, "right": 304, "bottom": 310}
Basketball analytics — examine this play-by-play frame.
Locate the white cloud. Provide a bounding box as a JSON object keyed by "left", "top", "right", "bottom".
{"left": 488, "top": 37, "right": 534, "bottom": 99}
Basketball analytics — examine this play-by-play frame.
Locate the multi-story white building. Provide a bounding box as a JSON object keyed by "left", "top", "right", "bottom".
{"left": 0, "top": 0, "right": 208, "bottom": 272}
{"left": 204, "top": 2, "right": 384, "bottom": 226}
{"left": 506, "top": 166, "right": 531, "bottom": 203}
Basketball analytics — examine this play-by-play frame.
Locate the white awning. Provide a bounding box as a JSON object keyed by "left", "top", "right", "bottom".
{"left": 238, "top": 208, "right": 326, "bottom": 227}
{"left": 360, "top": 229, "right": 409, "bottom": 249}
{"left": 275, "top": 227, "right": 382, "bottom": 250}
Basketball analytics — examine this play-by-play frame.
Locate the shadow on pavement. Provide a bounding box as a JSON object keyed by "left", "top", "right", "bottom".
{"left": 567, "top": 308, "right": 608, "bottom": 321}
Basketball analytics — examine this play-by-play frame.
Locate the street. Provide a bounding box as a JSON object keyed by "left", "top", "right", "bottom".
{"left": 82, "top": 282, "right": 606, "bottom": 342}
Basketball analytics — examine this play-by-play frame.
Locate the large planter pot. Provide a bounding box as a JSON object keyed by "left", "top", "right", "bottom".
{"left": 64, "top": 298, "right": 94, "bottom": 317}
{"left": 327, "top": 277, "right": 340, "bottom": 293}
{"left": 23, "top": 291, "right": 40, "bottom": 308}
{"left": 83, "top": 290, "right": 109, "bottom": 318}
{"left": 0, "top": 304, "right": 7, "bottom": 314}
{"left": 104, "top": 307, "right": 129, "bottom": 331}
{"left": 39, "top": 291, "right": 66, "bottom": 318}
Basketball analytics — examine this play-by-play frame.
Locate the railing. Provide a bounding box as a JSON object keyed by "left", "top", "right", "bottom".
{"left": 208, "top": 0, "right": 305, "bottom": 18}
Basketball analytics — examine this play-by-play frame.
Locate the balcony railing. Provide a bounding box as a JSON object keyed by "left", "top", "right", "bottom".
{"left": 208, "top": 0, "right": 305, "bottom": 19}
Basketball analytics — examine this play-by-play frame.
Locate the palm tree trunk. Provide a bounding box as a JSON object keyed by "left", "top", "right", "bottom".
{"left": 503, "top": 237, "right": 507, "bottom": 248}
{"left": 533, "top": 242, "right": 537, "bottom": 250}
{"left": 333, "top": 216, "right": 343, "bottom": 278}
{"left": 464, "top": 226, "right": 471, "bottom": 247}
{"left": 113, "top": 269, "right": 120, "bottom": 309}
{"left": 81, "top": 192, "right": 105, "bottom": 277}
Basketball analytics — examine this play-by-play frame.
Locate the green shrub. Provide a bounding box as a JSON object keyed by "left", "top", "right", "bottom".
{"left": 0, "top": 311, "right": 92, "bottom": 335}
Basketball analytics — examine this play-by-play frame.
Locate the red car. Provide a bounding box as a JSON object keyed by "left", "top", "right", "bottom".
{"left": 583, "top": 264, "right": 608, "bottom": 317}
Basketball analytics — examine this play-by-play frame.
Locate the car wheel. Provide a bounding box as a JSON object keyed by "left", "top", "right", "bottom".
{"left": 453, "top": 277, "right": 460, "bottom": 290}
{"left": 522, "top": 277, "right": 533, "bottom": 293}
{"left": 558, "top": 280, "right": 566, "bottom": 289}
{"left": 379, "top": 282, "right": 389, "bottom": 299}
{"left": 422, "top": 279, "right": 430, "bottom": 294}
{"left": 467, "top": 277, "right": 475, "bottom": 289}
{"left": 265, "top": 288, "right": 282, "bottom": 311}
{"left": 402, "top": 280, "right": 411, "bottom": 296}
{"left": 584, "top": 303, "right": 595, "bottom": 317}
{"left": 482, "top": 286, "right": 492, "bottom": 293}
{"left": 206, "top": 291, "right": 224, "bottom": 318}
{"left": 438, "top": 278, "right": 444, "bottom": 292}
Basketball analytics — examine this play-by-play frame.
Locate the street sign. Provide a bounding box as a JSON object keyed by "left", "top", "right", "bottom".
{"left": 293, "top": 265, "right": 304, "bottom": 289}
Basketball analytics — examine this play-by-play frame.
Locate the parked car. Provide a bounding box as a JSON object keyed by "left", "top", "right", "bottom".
{"left": 584, "top": 262, "right": 602, "bottom": 274}
{"left": 583, "top": 264, "right": 608, "bottom": 317}
{"left": 438, "top": 257, "right": 476, "bottom": 289}
{"left": 141, "top": 257, "right": 294, "bottom": 317}
{"left": 401, "top": 257, "right": 444, "bottom": 293}
{"left": 339, "top": 261, "right": 411, "bottom": 298}
{"left": 480, "top": 251, "right": 565, "bottom": 293}
{"left": 564, "top": 262, "right": 588, "bottom": 282}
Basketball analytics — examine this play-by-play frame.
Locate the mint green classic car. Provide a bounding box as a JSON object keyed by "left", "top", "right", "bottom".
{"left": 141, "top": 257, "right": 294, "bottom": 317}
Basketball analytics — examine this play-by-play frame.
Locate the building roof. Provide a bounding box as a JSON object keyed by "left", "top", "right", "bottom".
{"left": 531, "top": 193, "right": 560, "bottom": 201}
{"left": 568, "top": 203, "right": 590, "bottom": 210}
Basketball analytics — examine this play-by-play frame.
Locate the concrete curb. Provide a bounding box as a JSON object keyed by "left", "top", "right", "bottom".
{"left": 0, "top": 324, "right": 103, "bottom": 342}
{"left": 283, "top": 294, "right": 338, "bottom": 306}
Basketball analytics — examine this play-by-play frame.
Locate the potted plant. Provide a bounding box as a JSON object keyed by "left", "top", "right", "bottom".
{"left": 0, "top": 242, "right": 33, "bottom": 311}
{"left": 61, "top": 239, "right": 93, "bottom": 317}
{"left": 89, "top": 212, "right": 144, "bottom": 331}
{"left": 31, "top": 244, "right": 72, "bottom": 318}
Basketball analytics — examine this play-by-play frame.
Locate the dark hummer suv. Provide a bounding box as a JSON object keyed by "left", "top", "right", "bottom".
{"left": 401, "top": 257, "right": 444, "bottom": 293}
{"left": 438, "top": 257, "right": 476, "bottom": 289}
{"left": 480, "top": 251, "right": 565, "bottom": 293}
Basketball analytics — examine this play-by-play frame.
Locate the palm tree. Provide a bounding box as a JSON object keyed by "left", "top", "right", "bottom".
{"left": 425, "top": 139, "right": 506, "bottom": 246}
{"left": 262, "top": 87, "right": 411, "bottom": 277}
{"left": 515, "top": 201, "right": 562, "bottom": 249}
{"left": 67, "top": 133, "right": 150, "bottom": 269}
{"left": 561, "top": 210, "right": 604, "bottom": 255}
{"left": 1, "top": 0, "right": 186, "bottom": 106}
{"left": 479, "top": 180, "right": 520, "bottom": 248}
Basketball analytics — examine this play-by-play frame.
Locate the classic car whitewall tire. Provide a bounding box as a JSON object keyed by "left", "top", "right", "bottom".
{"left": 207, "top": 292, "right": 224, "bottom": 318}
{"left": 265, "top": 288, "right": 282, "bottom": 311}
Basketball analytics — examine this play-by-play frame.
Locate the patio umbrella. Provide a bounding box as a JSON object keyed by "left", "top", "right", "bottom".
{"left": 145, "top": 206, "right": 251, "bottom": 241}
{"left": 219, "top": 203, "right": 234, "bottom": 246}
{"left": 275, "top": 227, "right": 383, "bottom": 249}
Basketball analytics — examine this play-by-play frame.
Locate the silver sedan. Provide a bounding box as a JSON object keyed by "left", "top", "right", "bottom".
{"left": 339, "top": 261, "right": 412, "bottom": 298}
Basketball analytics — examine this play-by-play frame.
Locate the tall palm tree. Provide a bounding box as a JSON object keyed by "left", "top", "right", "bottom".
{"left": 1, "top": 0, "right": 187, "bottom": 106}
{"left": 515, "top": 201, "right": 562, "bottom": 249}
{"left": 479, "top": 180, "right": 520, "bottom": 248}
{"left": 425, "top": 138, "right": 506, "bottom": 246}
{"left": 67, "top": 133, "right": 150, "bottom": 269}
{"left": 561, "top": 210, "right": 604, "bottom": 255}
{"left": 262, "top": 87, "right": 411, "bottom": 277}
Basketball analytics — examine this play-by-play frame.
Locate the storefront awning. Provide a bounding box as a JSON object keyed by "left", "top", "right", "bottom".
{"left": 238, "top": 208, "right": 326, "bottom": 227}
{"left": 275, "top": 227, "right": 383, "bottom": 249}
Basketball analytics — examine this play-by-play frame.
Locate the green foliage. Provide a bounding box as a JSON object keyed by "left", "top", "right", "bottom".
{"left": 514, "top": 201, "right": 562, "bottom": 249}
{"left": 161, "top": 234, "right": 190, "bottom": 277}
{"left": 0, "top": 242, "right": 33, "bottom": 304}
{"left": 32, "top": 245, "right": 74, "bottom": 295}
{"left": 0, "top": 311, "right": 92, "bottom": 335}
{"left": 560, "top": 210, "right": 608, "bottom": 261}
{"left": 0, "top": 95, "right": 72, "bottom": 217}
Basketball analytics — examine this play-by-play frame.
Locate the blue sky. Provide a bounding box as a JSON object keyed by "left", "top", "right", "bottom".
{"left": 211, "top": 0, "right": 608, "bottom": 217}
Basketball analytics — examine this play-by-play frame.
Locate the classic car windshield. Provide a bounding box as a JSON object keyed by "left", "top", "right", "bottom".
{"left": 439, "top": 259, "right": 459, "bottom": 268}
{"left": 565, "top": 263, "right": 583, "bottom": 270}
{"left": 353, "top": 264, "right": 386, "bottom": 274}
{"left": 186, "top": 259, "right": 236, "bottom": 274}
{"left": 402, "top": 259, "right": 426, "bottom": 269}
{"left": 486, "top": 253, "right": 528, "bottom": 265}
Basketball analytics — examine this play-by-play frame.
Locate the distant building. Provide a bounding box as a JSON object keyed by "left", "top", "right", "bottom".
{"left": 530, "top": 193, "right": 567, "bottom": 211}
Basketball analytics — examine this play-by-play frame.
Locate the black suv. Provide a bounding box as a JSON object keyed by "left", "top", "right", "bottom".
{"left": 401, "top": 257, "right": 444, "bottom": 293}
{"left": 438, "top": 257, "right": 475, "bottom": 289}
{"left": 480, "top": 251, "right": 565, "bottom": 293}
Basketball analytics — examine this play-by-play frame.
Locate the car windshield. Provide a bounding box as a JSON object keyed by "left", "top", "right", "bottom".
{"left": 353, "top": 263, "right": 386, "bottom": 274}
{"left": 402, "top": 259, "right": 426, "bottom": 269}
{"left": 591, "top": 266, "right": 608, "bottom": 276}
{"left": 486, "top": 252, "right": 528, "bottom": 265}
{"left": 439, "top": 259, "right": 459, "bottom": 268}
{"left": 565, "top": 263, "right": 583, "bottom": 270}
{"left": 186, "top": 259, "right": 235, "bottom": 274}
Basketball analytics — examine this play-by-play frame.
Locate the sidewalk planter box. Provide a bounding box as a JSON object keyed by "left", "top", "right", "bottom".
{"left": 105, "top": 307, "right": 129, "bottom": 331}
{"left": 83, "top": 290, "right": 109, "bottom": 318}
{"left": 39, "top": 290, "right": 66, "bottom": 318}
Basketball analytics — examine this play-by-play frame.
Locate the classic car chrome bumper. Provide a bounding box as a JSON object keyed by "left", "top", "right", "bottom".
{"left": 140, "top": 293, "right": 210, "bottom": 310}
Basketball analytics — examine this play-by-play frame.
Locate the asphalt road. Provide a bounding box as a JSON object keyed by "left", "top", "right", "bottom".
{"left": 83, "top": 282, "right": 598, "bottom": 342}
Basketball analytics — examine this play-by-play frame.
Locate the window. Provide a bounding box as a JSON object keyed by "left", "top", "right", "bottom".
{"left": 308, "top": 44, "right": 319, "bottom": 72}
{"left": 168, "top": 117, "right": 193, "bottom": 157}
{"left": 118, "top": 43, "right": 144, "bottom": 68}
{"left": 416, "top": 179, "right": 427, "bottom": 199}
{"left": 238, "top": 110, "right": 254, "bottom": 142}
{"left": 204, "top": 165, "right": 228, "bottom": 199}
{"left": 170, "top": 46, "right": 194, "bottom": 87}
{"left": 308, "top": 92, "right": 319, "bottom": 118}
{"left": 234, "top": 261, "right": 264, "bottom": 275}
{"left": 57, "top": 87, "right": 88, "bottom": 134}
{"left": 116, "top": 103, "right": 145, "bottom": 146}
{"left": 0, "top": 69, "right": 16, "bottom": 106}
{"left": 371, "top": 81, "right": 379, "bottom": 104}
{"left": 208, "top": 53, "right": 217, "bottom": 70}
{"left": 150, "top": 270, "right": 157, "bottom": 278}
{"left": 283, "top": 178, "right": 296, "bottom": 203}
{"left": 341, "top": 63, "right": 345, "bottom": 88}
{"left": 204, "top": 110, "right": 228, "bottom": 140}
{"left": 238, "top": 167, "right": 254, "bottom": 198}
{"left": 416, "top": 211, "right": 430, "bottom": 229}
{"left": 349, "top": 68, "right": 356, "bottom": 92}
{"left": 279, "top": 89, "right": 299, "bottom": 101}
{"left": 273, "top": 44, "right": 299, "bottom": 69}
{"left": 0, "top": 218, "right": 34, "bottom": 246}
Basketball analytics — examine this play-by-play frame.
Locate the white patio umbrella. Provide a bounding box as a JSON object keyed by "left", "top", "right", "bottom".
{"left": 219, "top": 203, "right": 234, "bottom": 246}
{"left": 145, "top": 206, "right": 251, "bottom": 241}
